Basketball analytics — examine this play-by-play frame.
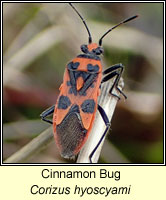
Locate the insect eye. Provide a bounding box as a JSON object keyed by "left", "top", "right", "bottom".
{"left": 81, "top": 44, "right": 88, "bottom": 53}
{"left": 95, "top": 47, "right": 104, "bottom": 55}
{"left": 99, "top": 47, "right": 104, "bottom": 54}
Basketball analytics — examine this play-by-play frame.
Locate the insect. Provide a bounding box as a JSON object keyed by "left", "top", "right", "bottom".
{"left": 40, "top": 3, "right": 138, "bottom": 162}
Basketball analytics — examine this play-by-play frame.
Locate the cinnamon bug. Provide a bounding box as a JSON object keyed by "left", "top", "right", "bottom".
{"left": 40, "top": 3, "right": 138, "bottom": 162}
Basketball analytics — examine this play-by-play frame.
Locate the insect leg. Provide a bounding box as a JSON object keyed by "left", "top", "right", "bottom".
{"left": 40, "top": 105, "right": 55, "bottom": 124}
{"left": 101, "top": 64, "right": 127, "bottom": 99}
{"left": 89, "top": 104, "right": 110, "bottom": 163}
{"left": 102, "top": 63, "right": 123, "bottom": 75}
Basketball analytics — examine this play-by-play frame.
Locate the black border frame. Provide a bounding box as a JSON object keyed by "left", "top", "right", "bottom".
{"left": 1, "top": 1, "right": 165, "bottom": 166}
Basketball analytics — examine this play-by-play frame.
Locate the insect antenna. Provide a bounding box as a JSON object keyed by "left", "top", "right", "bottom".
{"left": 69, "top": 3, "right": 92, "bottom": 44}
{"left": 99, "top": 15, "right": 138, "bottom": 46}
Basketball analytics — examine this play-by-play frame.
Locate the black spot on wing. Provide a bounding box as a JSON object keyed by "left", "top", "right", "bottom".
{"left": 69, "top": 104, "right": 80, "bottom": 113}
{"left": 67, "top": 61, "right": 98, "bottom": 96}
{"left": 58, "top": 95, "right": 71, "bottom": 109}
{"left": 73, "top": 62, "right": 80, "bottom": 69}
{"left": 81, "top": 72, "right": 90, "bottom": 81}
{"left": 91, "top": 83, "right": 94, "bottom": 88}
{"left": 68, "top": 68, "right": 77, "bottom": 96}
{"left": 66, "top": 81, "right": 71, "bottom": 86}
{"left": 67, "top": 62, "right": 80, "bottom": 70}
{"left": 74, "top": 71, "right": 90, "bottom": 83}
{"left": 68, "top": 87, "right": 73, "bottom": 94}
{"left": 78, "top": 74, "right": 97, "bottom": 96}
{"left": 74, "top": 71, "right": 82, "bottom": 80}
{"left": 87, "top": 64, "right": 99, "bottom": 72}
{"left": 81, "top": 99, "right": 95, "bottom": 113}
{"left": 68, "top": 86, "right": 77, "bottom": 96}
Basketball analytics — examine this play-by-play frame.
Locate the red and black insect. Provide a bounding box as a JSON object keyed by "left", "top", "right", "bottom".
{"left": 40, "top": 3, "right": 138, "bottom": 162}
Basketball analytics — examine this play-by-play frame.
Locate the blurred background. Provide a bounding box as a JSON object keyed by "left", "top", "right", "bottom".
{"left": 3, "top": 2, "right": 163, "bottom": 163}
